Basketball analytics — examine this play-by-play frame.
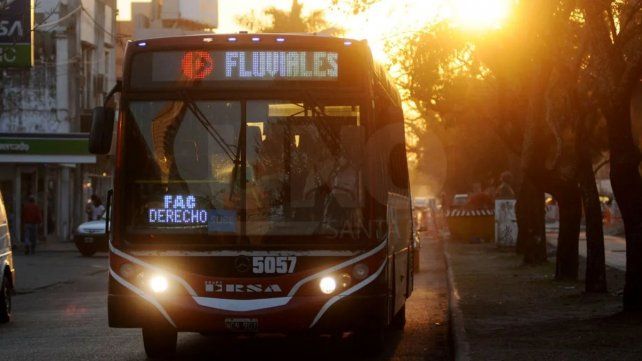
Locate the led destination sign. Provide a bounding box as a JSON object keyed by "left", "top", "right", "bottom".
{"left": 149, "top": 50, "right": 339, "bottom": 83}
{"left": 147, "top": 195, "right": 238, "bottom": 233}
{"left": 148, "top": 195, "right": 208, "bottom": 224}
{"left": 223, "top": 51, "right": 338, "bottom": 80}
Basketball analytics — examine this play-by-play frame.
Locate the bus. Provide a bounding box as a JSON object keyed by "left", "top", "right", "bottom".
{"left": 89, "top": 33, "right": 414, "bottom": 358}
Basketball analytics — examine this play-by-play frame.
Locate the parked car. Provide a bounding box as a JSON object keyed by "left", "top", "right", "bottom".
{"left": 73, "top": 216, "right": 109, "bottom": 257}
{"left": 0, "top": 190, "right": 15, "bottom": 323}
{"left": 413, "top": 196, "right": 429, "bottom": 209}
{"left": 451, "top": 194, "right": 469, "bottom": 209}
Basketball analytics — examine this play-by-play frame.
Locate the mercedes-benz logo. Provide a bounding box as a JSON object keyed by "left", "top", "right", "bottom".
{"left": 234, "top": 256, "right": 251, "bottom": 273}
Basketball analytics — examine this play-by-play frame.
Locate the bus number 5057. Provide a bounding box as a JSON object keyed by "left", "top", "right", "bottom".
{"left": 253, "top": 256, "right": 297, "bottom": 274}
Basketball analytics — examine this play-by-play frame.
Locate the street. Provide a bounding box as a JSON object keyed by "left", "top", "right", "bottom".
{"left": 0, "top": 236, "right": 449, "bottom": 360}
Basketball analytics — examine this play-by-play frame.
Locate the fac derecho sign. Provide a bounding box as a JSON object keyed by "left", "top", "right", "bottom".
{"left": 0, "top": 0, "right": 34, "bottom": 68}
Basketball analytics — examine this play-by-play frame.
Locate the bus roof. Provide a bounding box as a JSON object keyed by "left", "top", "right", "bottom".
{"left": 122, "top": 33, "right": 375, "bottom": 93}
{"left": 128, "top": 33, "right": 366, "bottom": 50}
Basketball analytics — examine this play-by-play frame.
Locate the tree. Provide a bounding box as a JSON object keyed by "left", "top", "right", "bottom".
{"left": 581, "top": 0, "right": 642, "bottom": 309}
{"left": 337, "top": 0, "right": 619, "bottom": 292}
{"left": 386, "top": 1, "right": 607, "bottom": 280}
{"left": 331, "top": 0, "right": 379, "bottom": 15}
{"left": 237, "top": 0, "right": 329, "bottom": 33}
{"left": 388, "top": 5, "right": 560, "bottom": 266}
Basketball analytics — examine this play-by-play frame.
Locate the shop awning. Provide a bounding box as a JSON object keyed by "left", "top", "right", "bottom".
{"left": 0, "top": 133, "right": 96, "bottom": 164}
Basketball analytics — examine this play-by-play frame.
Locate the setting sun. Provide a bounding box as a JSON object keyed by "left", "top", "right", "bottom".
{"left": 448, "top": 0, "right": 512, "bottom": 30}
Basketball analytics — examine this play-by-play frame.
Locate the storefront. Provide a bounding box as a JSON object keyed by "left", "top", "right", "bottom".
{"left": 0, "top": 133, "right": 99, "bottom": 245}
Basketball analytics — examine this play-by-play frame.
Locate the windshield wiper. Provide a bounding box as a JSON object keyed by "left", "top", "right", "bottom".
{"left": 177, "top": 92, "right": 245, "bottom": 204}
{"left": 178, "top": 91, "right": 237, "bottom": 163}
{"left": 228, "top": 123, "right": 244, "bottom": 201}
{"left": 301, "top": 90, "right": 351, "bottom": 166}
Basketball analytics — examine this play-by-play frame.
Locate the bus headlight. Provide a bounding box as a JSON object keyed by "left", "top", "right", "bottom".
{"left": 353, "top": 263, "right": 369, "bottom": 280}
{"left": 319, "top": 276, "right": 337, "bottom": 294}
{"left": 149, "top": 275, "right": 169, "bottom": 293}
{"left": 119, "top": 263, "right": 137, "bottom": 279}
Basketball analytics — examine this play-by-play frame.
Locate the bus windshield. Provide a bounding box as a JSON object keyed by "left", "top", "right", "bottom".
{"left": 122, "top": 98, "right": 367, "bottom": 245}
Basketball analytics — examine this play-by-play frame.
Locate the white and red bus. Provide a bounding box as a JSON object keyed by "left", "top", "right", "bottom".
{"left": 89, "top": 33, "right": 413, "bottom": 358}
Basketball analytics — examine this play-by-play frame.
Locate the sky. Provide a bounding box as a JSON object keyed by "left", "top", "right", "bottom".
{"left": 115, "top": 0, "right": 514, "bottom": 69}
{"left": 115, "top": 0, "right": 450, "bottom": 63}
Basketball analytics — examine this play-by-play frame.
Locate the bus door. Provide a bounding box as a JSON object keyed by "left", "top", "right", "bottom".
{"left": 387, "top": 193, "right": 411, "bottom": 315}
{"left": 382, "top": 111, "right": 412, "bottom": 315}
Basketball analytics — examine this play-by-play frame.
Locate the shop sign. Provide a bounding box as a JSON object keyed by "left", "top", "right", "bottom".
{"left": 0, "top": 0, "right": 34, "bottom": 68}
{"left": 0, "top": 136, "right": 91, "bottom": 155}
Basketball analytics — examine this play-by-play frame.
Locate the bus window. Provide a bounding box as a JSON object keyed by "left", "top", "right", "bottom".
{"left": 124, "top": 100, "right": 242, "bottom": 239}
{"left": 123, "top": 99, "right": 367, "bottom": 244}
{"left": 245, "top": 101, "right": 365, "bottom": 240}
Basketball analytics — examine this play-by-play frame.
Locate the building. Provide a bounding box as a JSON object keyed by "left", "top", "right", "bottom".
{"left": 116, "top": 0, "right": 219, "bottom": 77}
{"left": 0, "top": 0, "right": 117, "bottom": 244}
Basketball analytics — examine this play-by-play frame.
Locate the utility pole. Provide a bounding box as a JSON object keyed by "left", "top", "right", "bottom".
{"left": 67, "top": 0, "right": 81, "bottom": 133}
{"left": 69, "top": 0, "right": 82, "bottom": 240}
{"left": 54, "top": 0, "right": 81, "bottom": 241}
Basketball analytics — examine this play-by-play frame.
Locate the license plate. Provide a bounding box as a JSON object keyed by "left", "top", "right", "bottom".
{"left": 225, "top": 318, "right": 258, "bottom": 332}
{"left": 83, "top": 237, "right": 94, "bottom": 243}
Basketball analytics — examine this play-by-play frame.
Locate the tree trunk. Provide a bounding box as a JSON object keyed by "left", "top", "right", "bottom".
{"left": 579, "top": 148, "right": 607, "bottom": 293}
{"left": 555, "top": 184, "right": 581, "bottom": 280}
{"left": 606, "top": 104, "right": 642, "bottom": 311}
{"left": 515, "top": 62, "right": 550, "bottom": 261}
{"left": 515, "top": 184, "right": 528, "bottom": 255}
{"left": 524, "top": 186, "right": 547, "bottom": 265}
{"left": 582, "top": 0, "right": 642, "bottom": 311}
{"left": 516, "top": 179, "right": 547, "bottom": 264}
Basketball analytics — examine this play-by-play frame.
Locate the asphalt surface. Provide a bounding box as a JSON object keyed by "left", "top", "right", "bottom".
{"left": 0, "top": 236, "right": 449, "bottom": 360}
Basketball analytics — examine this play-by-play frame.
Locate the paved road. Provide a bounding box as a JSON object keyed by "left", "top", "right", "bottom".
{"left": 0, "top": 237, "right": 449, "bottom": 360}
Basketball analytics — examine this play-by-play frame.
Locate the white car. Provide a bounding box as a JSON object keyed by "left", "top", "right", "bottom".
{"left": 73, "top": 217, "right": 109, "bottom": 257}
{"left": 452, "top": 194, "right": 469, "bottom": 209}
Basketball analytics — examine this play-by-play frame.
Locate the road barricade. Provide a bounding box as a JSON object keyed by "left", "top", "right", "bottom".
{"left": 446, "top": 209, "right": 494, "bottom": 242}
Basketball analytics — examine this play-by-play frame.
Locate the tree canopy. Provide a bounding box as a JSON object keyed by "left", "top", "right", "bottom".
{"left": 237, "top": 0, "right": 329, "bottom": 33}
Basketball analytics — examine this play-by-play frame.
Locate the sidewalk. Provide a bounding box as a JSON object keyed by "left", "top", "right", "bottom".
{"left": 547, "top": 233, "right": 626, "bottom": 271}
{"left": 446, "top": 240, "right": 642, "bottom": 360}
{"left": 12, "top": 239, "right": 78, "bottom": 253}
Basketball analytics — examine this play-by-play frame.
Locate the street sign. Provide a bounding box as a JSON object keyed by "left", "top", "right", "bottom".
{"left": 0, "top": 0, "right": 34, "bottom": 68}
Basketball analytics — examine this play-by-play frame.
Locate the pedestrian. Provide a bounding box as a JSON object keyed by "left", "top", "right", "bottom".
{"left": 90, "top": 195, "right": 105, "bottom": 220}
{"left": 467, "top": 183, "right": 494, "bottom": 210}
{"left": 495, "top": 171, "right": 515, "bottom": 199}
{"left": 85, "top": 199, "right": 95, "bottom": 221}
{"left": 22, "top": 195, "right": 42, "bottom": 255}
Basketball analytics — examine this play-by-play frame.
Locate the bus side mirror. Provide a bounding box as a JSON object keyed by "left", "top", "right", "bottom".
{"left": 89, "top": 107, "right": 115, "bottom": 154}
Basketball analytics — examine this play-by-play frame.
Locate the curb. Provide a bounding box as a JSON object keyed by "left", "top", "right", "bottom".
{"left": 445, "top": 247, "right": 471, "bottom": 361}
{"left": 12, "top": 244, "right": 78, "bottom": 254}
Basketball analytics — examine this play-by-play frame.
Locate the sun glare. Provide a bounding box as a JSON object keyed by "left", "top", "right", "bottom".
{"left": 337, "top": 0, "right": 445, "bottom": 63}
{"left": 447, "top": 0, "right": 512, "bottom": 30}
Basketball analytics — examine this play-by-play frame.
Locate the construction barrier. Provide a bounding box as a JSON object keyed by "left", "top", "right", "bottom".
{"left": 446, "top": 209, "right": 494, "bottom": 242}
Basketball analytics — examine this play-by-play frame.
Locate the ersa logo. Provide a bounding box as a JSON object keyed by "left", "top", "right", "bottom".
{"left": 205, "top": 281, "right": 282, "bottom": 293}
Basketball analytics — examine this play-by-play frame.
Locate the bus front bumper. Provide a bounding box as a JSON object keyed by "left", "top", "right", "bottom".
{"left": 108, "top": 290, "right": 387, "bottom": 334}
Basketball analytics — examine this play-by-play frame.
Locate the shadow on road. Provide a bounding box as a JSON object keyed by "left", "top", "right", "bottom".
{"left": 136, "top": 330, "right": 404, "bottom": 361}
